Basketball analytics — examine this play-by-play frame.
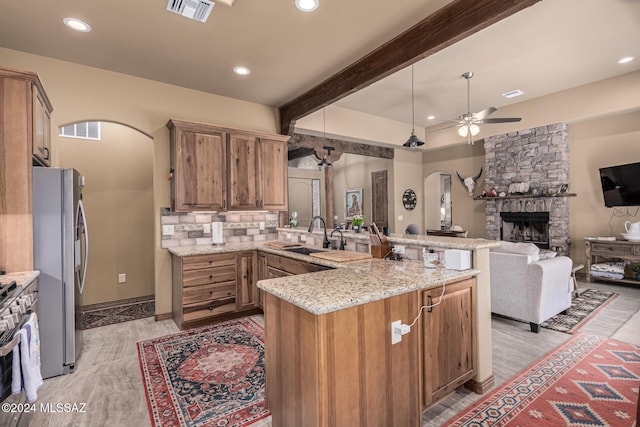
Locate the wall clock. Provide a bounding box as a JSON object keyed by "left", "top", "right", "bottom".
{"left": 402, "top": 189, "right": 417, "bottom": 211}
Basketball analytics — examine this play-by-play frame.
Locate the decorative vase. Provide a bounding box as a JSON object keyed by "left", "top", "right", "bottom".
{"left": 353, "top": 225, "right": 361, "bottom": 233}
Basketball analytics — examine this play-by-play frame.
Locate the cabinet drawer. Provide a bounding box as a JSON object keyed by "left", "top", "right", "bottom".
{"left": 591, "top": 243, "right": 634, "bottom": 257}
{"left": 182, "top": 253, "right": 236, "bottom": 271}
{"left": 183, "top": 282, "right": 236, "bottom": 305}
{"left": 183, "top": 296, "right": 236, "bottom": 322}
{"left": 182, "top": 265, "right": 237, "bottom": 287}
{"left": 266, "top": 266, "right": 292, "bottom": 278}
{"left": 266, "top": 254, "right": 310, "bottom": 275}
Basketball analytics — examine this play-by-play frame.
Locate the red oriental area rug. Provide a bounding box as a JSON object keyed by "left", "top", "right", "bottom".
{"left": 137, "top": 317, "right": 270, "bottom": 427}
{"left": 443, "top": 334, "right": 640, "bottom": 426}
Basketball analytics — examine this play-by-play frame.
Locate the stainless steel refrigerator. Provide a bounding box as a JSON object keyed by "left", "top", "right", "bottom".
{"left": 32, "top": 167, "right": 89, "bottom": 379}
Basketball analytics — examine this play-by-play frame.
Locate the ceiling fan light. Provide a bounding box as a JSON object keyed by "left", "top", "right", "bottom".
{"left": 403, "top": 132, "right": 424, "bottom": 148}
{"left": 470, "top": 124, "right": 480, "bottom": 136}
{"left": 458, "top": 126, "right": 468, "bottom": 138}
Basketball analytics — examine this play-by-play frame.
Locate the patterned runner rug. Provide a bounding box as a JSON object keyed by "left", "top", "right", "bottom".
{"left": 137, "top": 317, "right": 270, "bottom": 427}
{"left": 443, "top": 334, "right": 640, "bottom": 426}
{"left": 541, "top": 289, "right": 617, "bottom": 334}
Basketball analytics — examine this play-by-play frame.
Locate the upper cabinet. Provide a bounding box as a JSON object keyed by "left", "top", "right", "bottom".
{"left": 33, "top": 87, "right": 52, "bottom": 166}
{"left": 167, "top": 119, "right": 288, "bottom": 212}
{"left": 0, "top": 66, "right": 53, "bottom": 272}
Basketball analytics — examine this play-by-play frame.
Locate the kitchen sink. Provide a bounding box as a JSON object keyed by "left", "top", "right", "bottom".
{"left": 281, "top": 246, "right": 326, "bottom": 255}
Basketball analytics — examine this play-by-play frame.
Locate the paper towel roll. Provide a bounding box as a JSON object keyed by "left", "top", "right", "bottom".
{"left": 212, "top": 222, "right": 224, "bottom": 245}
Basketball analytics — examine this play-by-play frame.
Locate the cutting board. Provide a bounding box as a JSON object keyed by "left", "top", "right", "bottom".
{"left": 309, "top": 250, "right": 373, "bottom": 263}
{"left": 263, "top": 241, "right": 301, "bottom": 248}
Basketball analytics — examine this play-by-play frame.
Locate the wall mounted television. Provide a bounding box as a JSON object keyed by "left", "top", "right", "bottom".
{"left": 599, "top": 161, "right": 640, "bottom": 207}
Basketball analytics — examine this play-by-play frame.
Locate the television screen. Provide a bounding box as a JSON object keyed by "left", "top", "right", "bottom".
{"left": 599, "top": 161, "right": 640, "bottom": 207}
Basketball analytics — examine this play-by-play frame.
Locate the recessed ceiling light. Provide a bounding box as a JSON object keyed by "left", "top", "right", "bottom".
{"left": 233, "top": 66, "right": 251, "bottom": 76}
{"left": 63, "top": 17, "right": 91, "bottom": 32}
{"left": 427, "top": 115, "right": 435, "bottom": 120}
{"left": 295, "top": 0, "right": 319, "bottom": 12}
{"left": 501, "top": 89, "right": 525, "bottom": 99}
{"left": 618, "top": 56, "right": 635, "bottom": 64}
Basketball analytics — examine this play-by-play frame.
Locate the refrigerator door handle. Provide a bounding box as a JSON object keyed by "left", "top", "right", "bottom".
{"left": 75, "top": 199, "right": 89, "bottom": 294}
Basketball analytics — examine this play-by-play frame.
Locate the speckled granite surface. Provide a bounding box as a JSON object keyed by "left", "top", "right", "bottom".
{"left": 258, "top": 260, "right": 479, "bottom": 315}
{"left": 168, "top": 241, "right": 482, "bottom": 315}
{"left": 0, "top": 270, "right": 39, "bottom": 287}
{"left": 386, "top": 233, "right": 500, "bottom": 250}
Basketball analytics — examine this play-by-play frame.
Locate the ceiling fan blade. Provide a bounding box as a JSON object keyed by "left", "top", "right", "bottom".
{"left": 473, "top": 106, "right": 497, "bottom": 120}
{"left": 479, "top": 117, "right": 522, "bottom": 124}
{"left": 429, "top": 123, "right": 459, "bottom": 132}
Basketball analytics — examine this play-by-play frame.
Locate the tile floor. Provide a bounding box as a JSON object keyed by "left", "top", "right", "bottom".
{"left": 29, "top": 281, "right": 638, "bottom": 427}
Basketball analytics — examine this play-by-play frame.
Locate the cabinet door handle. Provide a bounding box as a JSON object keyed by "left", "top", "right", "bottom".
{"left": 208, "top": 306, "right": 214, "bottom": 311}
{"left": 209, "top": 274, "right": 213, "bottom": 279}
{"left": 208, "top": 260, "right": 213, "bottom": 264}
{"left": 223, "top": 200, "right": 227, "bottom": 209}
{"left": 427, "top": 295, "right": 433, "bottom": 313}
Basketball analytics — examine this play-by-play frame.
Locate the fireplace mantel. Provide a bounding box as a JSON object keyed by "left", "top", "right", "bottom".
{"left": 474, "top": 193, "right": 576, "bottom": 201}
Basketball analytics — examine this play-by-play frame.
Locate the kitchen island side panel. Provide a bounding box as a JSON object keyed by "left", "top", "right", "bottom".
{"left": 264, "top": 290, "right": 421, "bottom": 427}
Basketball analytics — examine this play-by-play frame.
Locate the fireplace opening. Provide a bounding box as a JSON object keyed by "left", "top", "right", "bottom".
{"left": 500, "top": 212, "right": 550, "bottom": 249}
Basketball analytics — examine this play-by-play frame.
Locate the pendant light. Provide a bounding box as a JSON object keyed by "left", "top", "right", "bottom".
{"left": 317, "top": 109, "right": 334, "bottom": 168}
{"left": 403, "top": 64, "right": 424, "bottom": 148}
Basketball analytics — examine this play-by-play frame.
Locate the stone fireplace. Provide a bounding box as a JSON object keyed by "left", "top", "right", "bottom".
{"left": 484, "top": 123, "right": 571, "bottom": 255}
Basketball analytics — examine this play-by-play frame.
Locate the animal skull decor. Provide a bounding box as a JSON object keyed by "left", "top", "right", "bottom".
{"left": 456, "top": 167, "right": 483, "bottom": 197}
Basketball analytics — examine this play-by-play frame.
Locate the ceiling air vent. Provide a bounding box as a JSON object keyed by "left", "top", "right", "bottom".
{"left": 167, "top": 0, "right": 215, "bottom": 23}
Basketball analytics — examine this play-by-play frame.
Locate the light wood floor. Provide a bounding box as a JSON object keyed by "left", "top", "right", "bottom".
{"left": 30, "top": 281, "right": 639, "bottom": 427}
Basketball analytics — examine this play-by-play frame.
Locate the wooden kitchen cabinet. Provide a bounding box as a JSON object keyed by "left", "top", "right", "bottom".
{"left": 236, "top": 251, "right": 258, "bottom": 310}
{"left": 265, "top": 253, "right": 332, "bottom": 276}
{"left": 172, "top": 251, "right": 262, "bottom": 329}
{"left": 0, "top": 67, "right": 53, "bottom": 273}
{"left": 33, "top": 87, "right": 52, "bottom": 166}
{"left": 256, "top": 137, "right": 288, "bottom": 210}
{"left": 422, "top": 278, "right": 476, "bottom": 408}
{"left": 167, "top": 120, "right": 227, "bottom": 212}
{"left": 167, "top": 119, "right": 288, "bottom": 212}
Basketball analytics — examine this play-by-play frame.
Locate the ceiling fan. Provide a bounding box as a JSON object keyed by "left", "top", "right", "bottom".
{"left": 448, "top": 71, "right": 522, "bottom": 144}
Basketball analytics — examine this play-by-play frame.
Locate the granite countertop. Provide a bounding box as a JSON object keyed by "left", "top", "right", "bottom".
{"left": 257, "top": 260, "right": 479, "bottom": 315}
{"left": 168, "top": 241, "right": 482, "bottom": 315}
{"left": 278, "top": 228, "right": 500, "bottom": 250}
{"left": 0, "top": 270, "right": 40, "bottom": 287}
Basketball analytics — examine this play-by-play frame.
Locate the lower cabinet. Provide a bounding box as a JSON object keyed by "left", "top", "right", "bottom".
{"left": 422, "top": 278, "right": 476, "bottom": 407}
{"left": 172, "top": 251, "right": 260, "bottom": 329}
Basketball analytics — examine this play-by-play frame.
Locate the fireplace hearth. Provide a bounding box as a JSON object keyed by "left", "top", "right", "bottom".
{"left": 500, "top": 212, "right": 550, "bottom": 249}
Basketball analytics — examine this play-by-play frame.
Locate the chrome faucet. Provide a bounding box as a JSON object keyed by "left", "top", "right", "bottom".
{"left": 308, "top": 216, "right": 331, "bottom": 248}
{"left": 330, "top": 229, "right": 346, "bottom": 250}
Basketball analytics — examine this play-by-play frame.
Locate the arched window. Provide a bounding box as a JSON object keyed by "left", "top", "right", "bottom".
{"left": 59, "top": 121, "right": 101, "bottom": 140}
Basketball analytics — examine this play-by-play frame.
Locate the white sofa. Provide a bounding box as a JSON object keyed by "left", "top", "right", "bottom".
{"left": 489, "top": 241, "right": 573, "bottom": 333}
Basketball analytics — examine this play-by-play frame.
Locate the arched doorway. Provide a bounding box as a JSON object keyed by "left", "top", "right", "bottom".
{"left": 57, "top": 120, "right": 155, "bottom": 328}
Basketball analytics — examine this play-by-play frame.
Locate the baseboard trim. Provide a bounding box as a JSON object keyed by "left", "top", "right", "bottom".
{"left": 155, "top": 312, "right": 173, "bottom": 322}
{"left": 82, "top": 295, "right": 154, "bottom": 312}
{"left": 80, "top": 296, "right": 155, "bottom": 329}
{"left": 465, "top": 374, "right": 495, "bottom": 394}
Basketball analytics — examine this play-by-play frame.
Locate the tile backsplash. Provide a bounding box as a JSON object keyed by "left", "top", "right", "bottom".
{"left": 160, "top": 209, "right": 280, "bottom": 248}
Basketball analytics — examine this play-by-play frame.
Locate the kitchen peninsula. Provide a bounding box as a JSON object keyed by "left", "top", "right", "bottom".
{"left": 258, "top": 232, "right": 498, "bottom": 426}
{"left": 168, "top": 233, "right": 498, "bottom": 426}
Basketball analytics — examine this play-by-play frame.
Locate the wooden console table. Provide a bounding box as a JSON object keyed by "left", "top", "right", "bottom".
{"left": 585, "top": 238, "right": 640, "bottom": 285}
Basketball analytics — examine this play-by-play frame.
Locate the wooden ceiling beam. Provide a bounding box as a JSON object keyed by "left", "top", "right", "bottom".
{"left": 278, "top": 0, "right": 541, "bottom": 135}
{"left": 289, "top": 133, "right": 394, "bottom": 160}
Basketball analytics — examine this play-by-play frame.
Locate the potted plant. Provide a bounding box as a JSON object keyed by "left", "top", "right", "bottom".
{"left": 632, "top": 263, "right": 640, "bottom": 281}
{"left": 351, "top": 215, "right": 364, "bottom": 233}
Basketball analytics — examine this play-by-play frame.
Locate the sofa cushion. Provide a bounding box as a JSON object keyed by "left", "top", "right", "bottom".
{"left": 490, "top": 241, "right": 541, "bottom": 261}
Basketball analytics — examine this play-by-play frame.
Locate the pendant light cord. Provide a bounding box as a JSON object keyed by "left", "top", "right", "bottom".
{"left": 411, "top": 65, "right": 415, "bottom": 132}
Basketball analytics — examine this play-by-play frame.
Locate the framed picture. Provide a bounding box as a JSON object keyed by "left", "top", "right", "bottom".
{"left": 344, "top": 188, "right": 363, "bottom": 219}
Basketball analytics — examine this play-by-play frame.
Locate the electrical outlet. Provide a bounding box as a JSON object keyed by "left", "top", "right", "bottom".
{"left": 202, "top": 223, "right": 211, "bottom": 233}
{"left": 398, "top": 215, "right": 404, "bottom": 221}
{"left": 391, "top": 321, "right": 402, "bottom": 344}
{"left": 259, "top": 221, "right": 265, "bottom": 231}
{"left": 300, "top": 234, "right": 306, "bottom": 242}
{"left": 118, "top": 273, "right": 126, "bottom": 283}
{"left": 162, "top": 225, "right": 174, "bottom": 236}
{"left": 286, "top": 233, "right": 291, "bottom": 239}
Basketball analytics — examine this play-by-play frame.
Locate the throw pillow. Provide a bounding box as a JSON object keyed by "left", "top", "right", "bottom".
{"left": 538, "top": 249, "right": 557, "bottom": 260}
